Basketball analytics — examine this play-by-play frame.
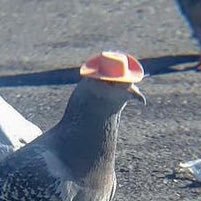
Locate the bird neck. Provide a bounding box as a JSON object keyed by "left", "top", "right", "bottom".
{"left": 53, "top": 80, "right": 126, "bottom": 182}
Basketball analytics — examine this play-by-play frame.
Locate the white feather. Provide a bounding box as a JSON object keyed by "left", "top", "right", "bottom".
{"left": 0, "top": 96, "right": 42, "bottom": 154}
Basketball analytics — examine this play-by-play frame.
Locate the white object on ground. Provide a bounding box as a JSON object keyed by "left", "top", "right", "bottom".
{"left": 179, "top": 159, "right": 201, "bottom": 182}
{"left": 0, "top": 96, "right": 42, "bottom": 161}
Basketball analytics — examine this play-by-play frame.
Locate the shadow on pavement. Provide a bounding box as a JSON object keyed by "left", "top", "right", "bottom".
{"left": 141, "top": 54, "right": 200, "bottom": 76}
{"left": 182, "top": 181, "right": 201, "bottom": 188}
{"left": 0, "top": 54, "right": 200, "bottom": 87}
{"left": 0, "top": 68, "right": 81, "bottom": 87}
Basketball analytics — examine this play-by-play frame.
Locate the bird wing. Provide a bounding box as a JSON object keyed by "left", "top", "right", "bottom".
{"left": 0, "top": 144, "right": 14, "bottom": 161}
{"left": 0, "top": 96, "right": 42, "bottom": 160}
{"left": 0, "top": 145, "right": 77, "bottom": 201}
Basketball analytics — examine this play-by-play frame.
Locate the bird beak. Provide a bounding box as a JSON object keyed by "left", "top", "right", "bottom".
{"left": 127, "top": 83, "right": 146, "bottom": 105}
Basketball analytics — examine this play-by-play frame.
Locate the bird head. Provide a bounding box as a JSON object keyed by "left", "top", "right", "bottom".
{"left": 80, "top": 51, "right": 146, "bottom": 105}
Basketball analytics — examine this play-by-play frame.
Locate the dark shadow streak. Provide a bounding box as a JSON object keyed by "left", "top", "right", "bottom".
{"left": 140, "top": 54, "right": 200, "bottom": 76}
{"left": 0, "top": 68, "right": 81, "bottom": 87}
{"left": 165, "top": 171, "right": 201, "bottom": 189}
{"left": 0, "top": 54, "right": 200, "bottom": 87}
{"left": 180, "top": 181, "right": 201, "bottom": 189}
{"left": 165, "top": 172, "right": 195, "bottom": 182}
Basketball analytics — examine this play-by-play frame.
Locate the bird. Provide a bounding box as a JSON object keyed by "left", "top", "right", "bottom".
{"left": 0, "top": 96, "right": 42, "bottom": 161}
{"left": 176, "top": 0, "right": 201, "bottom": 70}
{"left": 0, "top": 51, "right": 145, "bottom": 201}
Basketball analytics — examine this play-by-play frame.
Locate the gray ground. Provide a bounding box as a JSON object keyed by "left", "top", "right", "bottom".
{"left": 0, "top": 0, "right": 201, "bottom": 200}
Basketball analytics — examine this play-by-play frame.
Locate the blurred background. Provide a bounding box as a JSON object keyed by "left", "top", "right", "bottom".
{"left": 0, "top": 0, "right": 199, "bottom": 75}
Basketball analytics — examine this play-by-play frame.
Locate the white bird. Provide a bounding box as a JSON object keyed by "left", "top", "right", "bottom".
{"left": 0, "top": 96, "right": 42, "bottom": 161}
{"left": 0, "top": 51, "right": 145, "bottom": 201}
